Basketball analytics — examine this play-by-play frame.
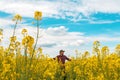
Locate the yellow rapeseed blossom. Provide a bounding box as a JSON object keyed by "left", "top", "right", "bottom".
{"left": 0, "top": 29, "right": 3, "bottom": 42}
{"left": 34, "top": 11, "right": 42, "bottom": 20}
{"left": 116, "top": 44, "right": 120, "bottom": 50}
{"left": 38, "top": 47, "right": 43, "bottom": 54}
{"left": 93, "top": 40, "right": 100, "bottom": 47}
{"left": 101, "top": 46, "right": 109, "bottom": 53}
{"left": 0, "top": 11, "right": 120, "bottom": 80}
{"left": 22, "top": 35, "right": 34, "bottom": 47}
{"left": 10, "top": 36, "right": 16, "bottom": 42}
{"left": 0, "top": 39, "right": 120, "bottom": 80}
{"left": 16, "top": 41, "right": 20, "bottom": 46}
{"left": 115, "top": 44, "right": 120, "bottom": 56}
{"left": 0, "top": 28, "right": 3, "bottom": 35}
{"left": 21, "top": 28, "right": 28, "bottom": 35}
{"left": 13, "top": 14, "right": 22, "bottom": 21}
{"left": 101, "top": 46, "right": 109, "bottom": 58}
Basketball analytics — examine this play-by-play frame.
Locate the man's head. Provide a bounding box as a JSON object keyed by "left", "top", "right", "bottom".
{"left": 59, "top": 50, "right": 65, "bottom": 55}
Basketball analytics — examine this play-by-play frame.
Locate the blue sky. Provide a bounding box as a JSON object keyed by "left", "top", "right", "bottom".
{"left": 0, "top": 0, "right": 120, "bottom": 57}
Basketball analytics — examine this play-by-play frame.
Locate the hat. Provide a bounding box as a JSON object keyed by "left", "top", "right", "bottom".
{"left": 59, "top": 50, "right": 65, "bottom": 52}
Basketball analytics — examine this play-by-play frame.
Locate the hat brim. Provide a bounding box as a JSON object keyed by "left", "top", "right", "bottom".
{"left": 60, "top": 50, "right": 65, "bottom": 52}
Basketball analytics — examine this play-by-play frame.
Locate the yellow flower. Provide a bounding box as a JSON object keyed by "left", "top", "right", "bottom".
{"left": 74, "top": 66, "right": 81, "bottom": 76}
{"left": 15, "top": 41, "right": 20, "bottom": 47}
{"left": 115, "top": 44, "right": 120, "bottom": 50}
{"left": 10, "top": 36, "right": 16, "bottom": 42}
{"left": 0, "top": 29, "right": 3, "bottom": 42}
{"left": 27, "top": 46, "right": 34, "bottom": 55}
{"left": 13, "top": 14, "right": 22, "bottom": 21}
{"left": 0, "top": 28, "right": 3, "bottom": 35}
{"left": 22, "top": 35, "right": 34, "bottom": 47}
{"left": 38, "top": 47, "right": 42, "bottom": 54}
{"left": 101, "top": 46, "right": 109, "bottom": 52}
{"left": 34, "top": 11, "right": 42, "bottom": 20}
{"left": 93, "top": 40, "right": 100, "bottom": 46}
{"left": 115, "top": 44, "right": 120, "bottom": 56}
{"left": 101, "top": 46, "right": 109, "bottom": 57}
{"left": 21, "top": 28, "right": 27, "bottom": 35}
{"left": 84, "top": 51, "right": 89, "bottom": 56}
{"left": 10, "top": 43, "right": 16, "bottom": 50}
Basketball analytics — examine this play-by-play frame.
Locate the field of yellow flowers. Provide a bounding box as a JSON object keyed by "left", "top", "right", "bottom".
{"left": 0, "top": 11, "right": 120, "bottom": 80}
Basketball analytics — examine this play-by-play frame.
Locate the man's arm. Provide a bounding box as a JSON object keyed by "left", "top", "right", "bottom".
{"left": 53, "top": 57, "right": 56, "bottom": 60}
{"left": 65, "top": 56, "right": 71, "bottom": 61}
{"left": 53, "top": 56, "right": 58, "bottom": 60}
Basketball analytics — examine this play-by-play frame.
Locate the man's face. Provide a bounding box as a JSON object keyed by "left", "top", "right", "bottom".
{"left": 60, "top": 51, "right": 64, "bottom": 55}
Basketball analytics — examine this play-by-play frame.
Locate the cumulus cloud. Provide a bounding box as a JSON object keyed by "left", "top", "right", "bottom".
{"left": 89, "top": 20, "right": 120, "bottom": 24}
{"left": 0, "top": 18, "right": 14, "bottom": 26}
{"left": 40, "top": 42, "right": 57, "bottom": 48}
{"left": 0, "top": 0, "right": 120, "bottom": 22}
{"left": 1, "top": 18, "right": 120, "bottom": 47}
{"left": 0, "top": 18, "right": 120, "bottom": 56}
{"left": 0, "top": 19, "right": 85, "bottom": 47}
{"left": 46, "top": 26, "right": 68, "bottom": 36}
{"left": 0, "top": 0, "right": 120, "bottom": 56}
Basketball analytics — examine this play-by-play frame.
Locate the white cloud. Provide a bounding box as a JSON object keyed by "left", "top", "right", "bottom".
{"left": 46, "top": 26, "right": 68, "bottom": 36}
{"left": 89, "top": 20, "right": 120, "bottom": 24}
{"left": 82, "top": 0, "right": 120, "bottom": 13}
{"left": 86, "top": 36, "right": 120, "bottom": 42}
{"left": 0, "top": 20, "right": 86, "bottom": 56}
{"left": 39, "top": 26, "right": 86, "bottom": 47}
{"left": 1, "top": 0, "right": 120, "bottom": 56}
{"left": 0, "top": 18, "right": 14, "bottom": 27}
{"left": 0, "top": 0, "right": 120, "bottom": 22}
{"left": 0, "top": 18, "right": 120, "bottom": 57}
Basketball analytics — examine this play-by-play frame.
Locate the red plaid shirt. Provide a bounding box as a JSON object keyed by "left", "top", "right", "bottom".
{"left": 55, "top": 55, "right": 71, "bottom": 64}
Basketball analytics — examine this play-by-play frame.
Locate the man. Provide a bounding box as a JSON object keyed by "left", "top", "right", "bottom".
{"left": 54, "top": 50, "right": 71, "bottom": 80}
{"left": 54, "top": 50, "right": 71, "bottom": 64}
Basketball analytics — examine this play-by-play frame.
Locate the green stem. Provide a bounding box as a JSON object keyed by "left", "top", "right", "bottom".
{"left": 30, "top": 20, "right": 39, "bottom": 65}
{"left": 12, "top": 20, "right": 18, "bottom": 37}
{"left": 8, "top": 20, "right": 18, "bottom": 53}
{"left": 24, "top": 45, "right": 28, "bottom": 80}
{"left": 16, "top": 48, "right": 18, "bottom": 80}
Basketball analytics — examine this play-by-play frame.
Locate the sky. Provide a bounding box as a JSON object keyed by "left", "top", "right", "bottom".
{"left": 0, "top": 0, "right": 120, "bottom": 57}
